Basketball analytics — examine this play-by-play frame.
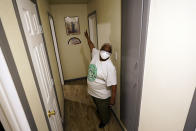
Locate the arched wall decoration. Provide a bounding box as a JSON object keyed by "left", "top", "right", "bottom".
{"left": 68, "top": 37, "right": 81, "bottom": 45}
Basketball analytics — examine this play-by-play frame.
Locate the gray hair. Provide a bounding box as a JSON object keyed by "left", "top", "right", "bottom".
{"left": 101, "top": 43, "right": 112, "bottom": 53}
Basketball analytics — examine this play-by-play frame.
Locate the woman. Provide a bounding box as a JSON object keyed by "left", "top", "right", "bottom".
{"left": 84, "top": 30, "right": 117, "bottom": 128}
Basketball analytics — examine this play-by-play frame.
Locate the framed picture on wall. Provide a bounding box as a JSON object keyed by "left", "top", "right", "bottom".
{"left": 65, "top": 16, "right": 80, "bottom": 35}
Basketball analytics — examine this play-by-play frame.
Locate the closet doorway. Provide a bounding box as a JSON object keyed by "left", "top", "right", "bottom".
{"left": 88, "top": 11, "right": 98, "bottom": 48}
{"left": 48, "top": 14, "right": 64, "bottom": 85}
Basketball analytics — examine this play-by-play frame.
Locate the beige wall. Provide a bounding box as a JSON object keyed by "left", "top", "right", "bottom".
{"left": 139, "top": 0, "right": 196, "bottom": 131}
{"left": 0, "top": 0, "right": 48, "bottom": 130}
{"left": 87, "top": 0, "right": 121, "bottom": 118}
{"left": 37, "top": 0, "right": 64, "bottom": 117}
{"left": 50, "top": 4, "right": 91, "bottom": 80}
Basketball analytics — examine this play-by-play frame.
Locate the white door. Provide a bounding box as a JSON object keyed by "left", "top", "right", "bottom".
{"left": 88, "top": 13, "right": 98, "bottom": 48}
{"left": 16, "top": 0, "right": 63, "bottom": 131}
{"left": 0, "top": 47, "right": 30, "bottom": 131}
{"left": 48, "top": 15, "right": 64, "bottom": 85}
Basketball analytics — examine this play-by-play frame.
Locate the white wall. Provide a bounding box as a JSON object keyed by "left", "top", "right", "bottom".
{"left": 139, "top": 0, "right": 196, "bottom": 131}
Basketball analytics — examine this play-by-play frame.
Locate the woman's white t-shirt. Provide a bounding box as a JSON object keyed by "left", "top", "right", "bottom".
{"left": 87, "top": 48, "right": 117, "bottom": 99}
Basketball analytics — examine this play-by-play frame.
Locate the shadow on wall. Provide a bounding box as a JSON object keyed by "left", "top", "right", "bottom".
{"left": 80, "top": 44, "right": 90, "bottom": 72}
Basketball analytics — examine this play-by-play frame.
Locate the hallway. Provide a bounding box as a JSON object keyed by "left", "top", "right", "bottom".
{"left": 1, "top": 0, "right": 196, "bottom": 130}
{"left": 63, "top": 79, "right": 122, "bottom": 131}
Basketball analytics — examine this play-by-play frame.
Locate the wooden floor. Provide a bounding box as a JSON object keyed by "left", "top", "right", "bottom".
{"left": 63, "top": 79, "right": 122, "bottom": 131}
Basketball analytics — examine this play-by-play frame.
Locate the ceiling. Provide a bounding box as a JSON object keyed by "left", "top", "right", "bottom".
{"left": 49, "top": 0, "right": 90, "bottom": 4}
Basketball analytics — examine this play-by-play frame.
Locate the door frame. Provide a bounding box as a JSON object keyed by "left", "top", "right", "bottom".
{"left": 48, "top": 13, "right": 64, "bottom": 86}
{"left": 0, "top": 19, "right": 37, "bottom": 130}
{"left": 0, "top": 107, "right": 9, "bottom": 131}
{"left": 12, "top": 0, "right": 63, "bottom": 130}
{"left": 88, "top": 11, "right": 98, "bottom": 48}
{"left": 184, "top": 88, "right": 196, "bottom": 131}
{"left": 120, "top": 0, "right": 151, "bottom": 130}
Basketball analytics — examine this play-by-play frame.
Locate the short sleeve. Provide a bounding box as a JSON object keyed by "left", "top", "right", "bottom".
{"left": 92, "top": 48, "right": 99, "bottom": 58}
{"left": 106, "top": 65, "right": 117, "bottom": 87}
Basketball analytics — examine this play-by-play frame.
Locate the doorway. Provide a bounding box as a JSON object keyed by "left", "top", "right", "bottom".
{"left": 88, "top": 11, "right": 98, "bottom": 48}
{"left": 48, "top": 14, "right": 64, "bottom": 85}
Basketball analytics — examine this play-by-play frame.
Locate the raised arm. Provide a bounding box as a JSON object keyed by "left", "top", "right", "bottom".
{"left": 84, "top": 30, "right": 95, "bottom": 53}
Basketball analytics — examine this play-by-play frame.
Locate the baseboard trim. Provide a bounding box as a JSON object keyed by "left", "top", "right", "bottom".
{"left": 111, "top": 109, "right": 126, "bottom": 131}
{"left": 63, "top": 99, "right": 65, "bottom": 130}
{"left": 64, "top": 76, "right": 87, "bottom": 84}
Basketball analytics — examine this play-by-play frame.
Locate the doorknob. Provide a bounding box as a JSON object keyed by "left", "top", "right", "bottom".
{"left": 48, "top": 110, "right": 55, "bottom": 118}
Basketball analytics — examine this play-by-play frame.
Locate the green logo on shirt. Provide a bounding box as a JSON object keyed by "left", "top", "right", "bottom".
{"left": 87, "top": 64, "right": 97, "bottom": 82}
